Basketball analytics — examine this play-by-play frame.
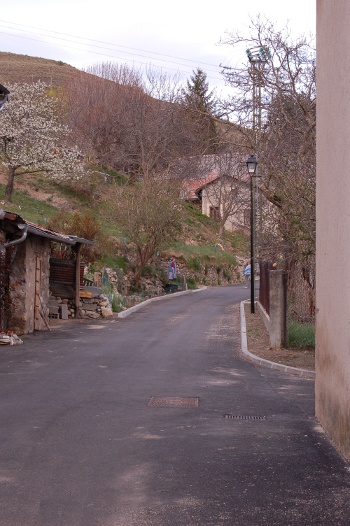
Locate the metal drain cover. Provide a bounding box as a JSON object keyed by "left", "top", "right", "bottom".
{"left": 224, "top": 414, "right": 266, "bottom": 420}
{"left": 149, "top": 396, "right": 199, "bottom": 408}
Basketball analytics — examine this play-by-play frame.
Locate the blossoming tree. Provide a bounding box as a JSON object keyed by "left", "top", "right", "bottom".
{"left": 0, "top": 82, "right": 86, "bottom": 201}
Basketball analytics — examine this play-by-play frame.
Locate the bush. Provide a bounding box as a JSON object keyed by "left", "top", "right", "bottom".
{"left": 187, "top": 277, "right": 197, "bottom": 289}
{"left": 115, "top": 255, "right": 129, "bottom": 273}
{"left": 142, "top": 265, "right": 158, "bottom": 277}
{"left": 111, "top": 295, "right": 124, "bottom": 313}
{"left": 223, "top": 268, "right": 232, "bottom": 281}
{"left": 188, "top": 257, "right": 201, "bottom": 272}
{"left": 288, "top": 322, "right": 315, "bottom": 348}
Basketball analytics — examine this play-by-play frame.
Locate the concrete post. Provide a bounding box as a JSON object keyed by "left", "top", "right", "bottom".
{"left": 257, "top": 270, "right": 288, "bottom": 349}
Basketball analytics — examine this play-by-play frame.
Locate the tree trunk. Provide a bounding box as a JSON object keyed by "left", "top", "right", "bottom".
{"left": 218, "top": 222, "right": 224, "bottom": 238}
{"left": 5, "top": 167, "right": 16, "bottom": 202}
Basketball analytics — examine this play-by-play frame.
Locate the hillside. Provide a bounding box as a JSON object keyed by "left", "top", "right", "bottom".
{"left": 0, "top": 52, "right": 249, "bottom": 291}
{"left": 0, "top": 51, "right": 83, "bottom": 87}
{"left": 0, "top": 168, "right": 249, "bottom": 289}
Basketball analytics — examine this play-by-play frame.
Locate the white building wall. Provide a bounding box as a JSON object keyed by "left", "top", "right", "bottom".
{"left": 201, "top": 183, "right": 247, "bottom": 233}
{"left": 316, "top": 0, "right": 350, "bottom": 459}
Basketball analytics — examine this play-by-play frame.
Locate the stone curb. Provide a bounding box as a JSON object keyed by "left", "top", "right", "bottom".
{"left": 117, "top": 286, "right": 207, "bottom": 318}
{"left": 240, "top": 301, "right": 315, "bottom": 379}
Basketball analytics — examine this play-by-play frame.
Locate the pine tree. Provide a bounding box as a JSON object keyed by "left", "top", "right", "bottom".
{"left": 182, "top": 68, "right": 218, "bottom": 153}
{"left": 183, "top": 68, "right": 216, "bottom": 115}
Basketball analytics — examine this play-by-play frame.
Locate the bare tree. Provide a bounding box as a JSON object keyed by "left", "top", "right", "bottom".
{"left": 220, "top": 18, "right": 316, "bottom": 258}
{"left": 219, "top": 18, "right": 316, "bottom": 316}
{"left": 110, "top": 174, "right": 182, "bottom": 287}
{"left": 65, "top": 64, "right": 198, "bottom": 180}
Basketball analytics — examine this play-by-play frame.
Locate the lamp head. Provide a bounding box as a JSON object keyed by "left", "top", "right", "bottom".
{"left": 246, "top": 154, "right": 258, "bottom": 174}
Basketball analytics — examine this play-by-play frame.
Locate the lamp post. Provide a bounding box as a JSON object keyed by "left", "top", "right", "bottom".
{"left": 246, "top": 154, "right": 258, "bottom": 313}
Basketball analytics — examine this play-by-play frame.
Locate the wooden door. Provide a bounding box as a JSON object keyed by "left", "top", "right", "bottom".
{"left": 34, "top": 256, "right": 41, "bottom": 330}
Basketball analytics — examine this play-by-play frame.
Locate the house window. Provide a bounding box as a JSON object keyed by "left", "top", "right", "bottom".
{"left": 209, "top": 206, "right": 220, "bottom": 222}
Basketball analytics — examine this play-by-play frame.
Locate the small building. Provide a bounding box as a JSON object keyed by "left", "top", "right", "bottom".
{"left": 181, "top": 170, "right": 220, "bottom": 207}
{"left": 0, "top": 210, "right": 92, "bottom": 335}
{"left": 182, "top": 167, "right": 251, "bottom": 233}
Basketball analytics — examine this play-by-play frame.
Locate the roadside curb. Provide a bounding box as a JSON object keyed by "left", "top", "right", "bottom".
{"left": 240, "top": 301, "right": 315, "bottom": 379}
{"left": 117, "top": 286, "right": 207, "bottom": 318}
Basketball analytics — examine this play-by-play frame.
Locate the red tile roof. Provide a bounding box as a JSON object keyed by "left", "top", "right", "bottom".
{"left": 182, "top": 169, "right": 220, "bottom": 200}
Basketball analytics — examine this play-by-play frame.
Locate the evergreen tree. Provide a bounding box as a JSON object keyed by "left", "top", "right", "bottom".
{"left": 183, "top": 68, "right": 216, "bottom": 115}
{"left": 182, "top": 68, "right": 218, "bottom": 153}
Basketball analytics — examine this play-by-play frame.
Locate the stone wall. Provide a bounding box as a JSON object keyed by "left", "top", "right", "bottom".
{"left": 8, "top": 235, "right": 50, "bottom": 334}
{"left": 49, "top": 294, "right": 113, "bottom": 319}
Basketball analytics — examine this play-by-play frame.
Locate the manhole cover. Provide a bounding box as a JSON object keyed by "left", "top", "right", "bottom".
{"left": 224, "top": 414, "right": 266, "bottom": 420}
{"left": 149, "top": 397, "right": 199, "bottom": 408}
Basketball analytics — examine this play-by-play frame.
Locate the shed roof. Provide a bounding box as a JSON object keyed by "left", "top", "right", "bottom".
{"left": 0, "top": 210, "right": 93, "bottom": 246}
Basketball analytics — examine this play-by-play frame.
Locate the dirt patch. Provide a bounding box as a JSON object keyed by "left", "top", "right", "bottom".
{"left": 244, "top": 303, "right": 315, "bottom": 371}
{"left": 0, "top": 172, "right": 72, "bottom": 211}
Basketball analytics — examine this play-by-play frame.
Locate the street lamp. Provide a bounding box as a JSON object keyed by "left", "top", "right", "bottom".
{"left": 246, "top": 154, "right": 258, "bottom": 313}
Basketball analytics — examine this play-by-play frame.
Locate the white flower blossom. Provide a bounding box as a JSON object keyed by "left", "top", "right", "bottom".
{"left": 0, "top": 81, "right": 87, "bottom": 200}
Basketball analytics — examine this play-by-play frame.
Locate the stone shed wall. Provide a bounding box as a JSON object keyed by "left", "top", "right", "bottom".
{"left": 8, "top": 235, "right": 50, "bottom": 334}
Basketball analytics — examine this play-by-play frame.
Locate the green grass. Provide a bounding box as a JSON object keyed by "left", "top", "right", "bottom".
{"left": 184, "top": 202, "right": 213, "bottom": 226}
{"left": 0, "top": 183, "right": 58, "bottom": 224}
{"left": 169, "top": 241, "right": 238, "bottom": 267}
{"left": 186, "top": 277, "right": 197, "bottom": 289}
{"left": 0, "top": 170, "right": 248, "bottom": 286}
{"left": 288, "top": 321, "right": 315, "bottom": 348}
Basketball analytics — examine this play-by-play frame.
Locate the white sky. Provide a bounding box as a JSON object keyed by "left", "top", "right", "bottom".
{"left": 0, "top": 0, "right": 315, "bottom": 94}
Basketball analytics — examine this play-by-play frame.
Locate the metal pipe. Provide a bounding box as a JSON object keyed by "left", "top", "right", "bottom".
{"left": 0, "top": 224, "right": 28, "bottom": 252}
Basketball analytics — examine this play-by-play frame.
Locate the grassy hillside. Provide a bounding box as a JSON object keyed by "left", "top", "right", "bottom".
{"left": 0, "top": 51, "right": 83, "bottom": 87}
{"left": 0, "top": 168, "right": 249, "bottom": 287}
{"left": 0, "top": 52, "right": 249, "bottom": 289}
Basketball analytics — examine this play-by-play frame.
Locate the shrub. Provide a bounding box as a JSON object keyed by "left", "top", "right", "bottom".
{"left": 223, "top": 268, "right": 232, "bottom": 281}
{"left": 115, "top": 255, "right": 129, "bottom": 273}
{"left": 187, "top": 277, "right": 197, "bottom": 289}
{"left": 188, "top": 257, "right": 201, "bottom": 272}
{"left": 288, "top": 322, "right": 315, "bottom": 348}
{"left": 111, "top": 294, "right": 124, "bottom": 313}
{"left": 47, "top": 210, "right": 113, "bottom": 264}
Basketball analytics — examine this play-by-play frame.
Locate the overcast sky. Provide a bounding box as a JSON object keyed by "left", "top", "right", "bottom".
{"left": 0, "top": 0, "right": 315, "bottom": 94}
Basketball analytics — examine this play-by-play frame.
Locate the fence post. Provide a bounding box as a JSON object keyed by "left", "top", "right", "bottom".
{"left": 281, "top": 271, "right": 288, "bottom": 348}
{"left": 268, "top": 270, "right": 288, "bottom": 349}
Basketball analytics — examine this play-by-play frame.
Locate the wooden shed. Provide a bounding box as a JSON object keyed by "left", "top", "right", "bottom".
{"left": 0, "top": 210, "right": 92, "bottom": 335}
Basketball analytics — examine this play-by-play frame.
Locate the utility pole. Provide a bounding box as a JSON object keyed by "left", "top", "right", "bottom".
{"left": 246, "top": 47, "right": 270, "bottom": 285}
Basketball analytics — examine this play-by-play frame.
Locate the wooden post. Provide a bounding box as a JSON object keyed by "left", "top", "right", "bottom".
{"left": 34, "top": 256, "right": 41, "bottom": 330}
{"left": 74, "top": 244, "right": 82, "bottom": 319}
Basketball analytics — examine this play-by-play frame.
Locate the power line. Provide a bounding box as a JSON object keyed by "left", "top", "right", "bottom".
{"left": 0, "top": 29, "right": 225, "bottom": 83}
{"left": 0, "top": 19, "right": 223, "bottom": 77}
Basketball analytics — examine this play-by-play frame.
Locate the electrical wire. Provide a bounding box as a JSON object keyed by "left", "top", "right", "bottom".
{"left": 0, "top": 19, "right": 224, "bottom": 81}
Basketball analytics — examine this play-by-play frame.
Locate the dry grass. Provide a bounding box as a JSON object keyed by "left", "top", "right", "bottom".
{"left": 0, "top": 51, "right": 84, "bottom": 87}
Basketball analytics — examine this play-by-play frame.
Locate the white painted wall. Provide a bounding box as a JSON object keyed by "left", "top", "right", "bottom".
{"left": 316, "top": 0, "right": 350, "bottom": 459}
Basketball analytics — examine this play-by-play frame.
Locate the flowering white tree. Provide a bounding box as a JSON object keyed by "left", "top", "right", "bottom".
{"left": 0, "top": 82, "right": 86, "bottom": 201}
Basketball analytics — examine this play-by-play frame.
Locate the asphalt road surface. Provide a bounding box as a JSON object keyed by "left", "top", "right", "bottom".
{"left": 1, "top": 285, "right": 350, "bottom": 526}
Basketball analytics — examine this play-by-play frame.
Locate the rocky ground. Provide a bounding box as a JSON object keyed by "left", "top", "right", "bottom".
{"left": 244, "top": 303, "right": 315, "bottom": 371}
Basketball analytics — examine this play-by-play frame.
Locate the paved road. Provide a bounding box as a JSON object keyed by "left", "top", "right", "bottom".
{"left": 1, "top": 285, "right": 350, "bottom": 525}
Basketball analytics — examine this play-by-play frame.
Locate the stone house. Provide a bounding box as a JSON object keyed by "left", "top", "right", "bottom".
{"left": 0, "top": 209, "right": 92, "bottom": 335}
{"left": 182, "top": 167, "right": 251, "bottom": 233}
{"left": 199, "top": 174, "right": 250, "bottom": 233}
